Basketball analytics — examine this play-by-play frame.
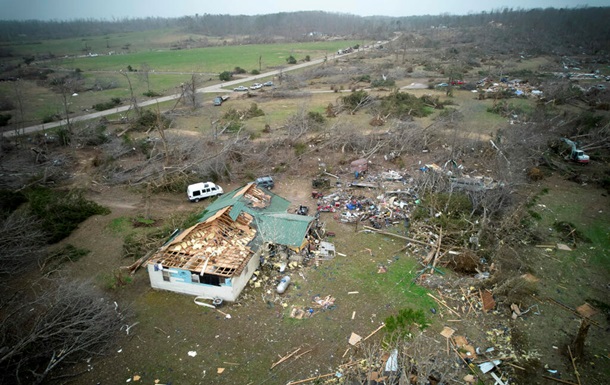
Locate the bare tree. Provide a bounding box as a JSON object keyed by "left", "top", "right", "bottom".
{"left": 11, "top": 79, "right": 26, "bottom": 136}
{"left": 0, "top": 279, "right": 126, "bottom": 385}
{"left": 184, "top": 74, "right": 201, "bottom": 108}
{"left": 0, "top": 211, "right": 46, "bottom": 276}
{"left": 119, "top": 70, "right": 141, "bottom": 118}
{"left": 138, "top": 62, "right": 151, "bottom": 93}
{"left": 51, "top": 75, "right": 81, "bottom": 133}
{"left": 284, "top": 103, "right": 313, "bottom": 141}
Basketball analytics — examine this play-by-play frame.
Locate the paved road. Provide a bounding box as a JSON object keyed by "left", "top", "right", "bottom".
{"left": 2, "top": 40, "right": 391, "bottom": 138}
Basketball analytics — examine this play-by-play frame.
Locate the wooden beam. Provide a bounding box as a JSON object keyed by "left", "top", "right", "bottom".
{"left": 287, "top": 372, "right": 335, "bottom": 385}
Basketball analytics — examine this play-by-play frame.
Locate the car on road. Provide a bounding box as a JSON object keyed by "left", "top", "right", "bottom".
{"left": 263, "top": 81, "right": 274, "bottom": 87}
{"left": 233, "top": 86, "right": 248, "bottom": 91}
{"left": 250, "top": 83, "right": 263, "bottom": 90}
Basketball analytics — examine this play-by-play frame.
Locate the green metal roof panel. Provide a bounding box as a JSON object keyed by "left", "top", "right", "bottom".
{"left": 199, "top": 186, "right": 244, "bottom": 222}
{"left": 256, "top": 213, "right": 314, "bottom": 247}
{"left": 266, "top": 195, "right": 291, "bottom": 213}
{"left": 229, "top": 201, "right": 247, "bottom": 221}
{"left": 196, "top": 185, "right": 310, "bottom": 247}
{"left": 199, "top": 184, "right": 292, "bottom": 223}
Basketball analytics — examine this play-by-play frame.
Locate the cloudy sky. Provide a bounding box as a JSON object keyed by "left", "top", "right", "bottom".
{"left": 1, "top": 0, "right": 609, "bottom": 20}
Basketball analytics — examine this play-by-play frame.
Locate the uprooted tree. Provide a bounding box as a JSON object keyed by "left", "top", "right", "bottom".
{"left": 0, "top": 279, "right": 126, "bottom": 385}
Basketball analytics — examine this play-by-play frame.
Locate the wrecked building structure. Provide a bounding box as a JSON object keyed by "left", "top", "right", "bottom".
{"left": 147, "top": 183, "right": 315, "bottom": 301}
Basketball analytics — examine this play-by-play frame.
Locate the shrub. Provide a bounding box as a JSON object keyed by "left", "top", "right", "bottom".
{"left": 26, "top": 188, "right": 110, "bottom": 243}
{"left": 0, "top": 190, "right": 27, "bottom": 217}
{"left": 233, "top": 67, "right": 247, "bottom": 74}
{"left": 307, "top": 111, "right": 326, "bottom": 124}
{"left": 219, "top": 71, "right": 232, "bottom": 81}
{"left": 250, "top": 69, "right": 260, "bottom": 75}
{"left": 130, "top": 109, "right": 171, "bottom": 132}
{"left": 42, "top": 114, "right": 58, "bottom": 124}
{"left": 0, "top": 113, "right": 11, "bottom": 126}
{"left": 371, "top": 78, "right": 395, "bottom": 88}
{"left": 380, "top": 91, "right": 433, "bottom": 119}
{"left": 41, "top": 244, "right": 89, "bottom": 274}
{"left": 293, "top": 142, "right": 307, "bottom": 156}
{"left": 143, "top": 90, "right": 161, "bottom": 97}
{"left": 341, "top": 90, "right": 370, "bottom": 110}
{"left": 384, "top": 308, "right": 429, "bottom": 344}
{"left": 356, "top": 74, "right": 371, "bottom": 82}
{"left": 286, "top": 55, "right": 297, "bottom": 64}
{"left": 93, "top": 97, "right": 121, "bottom": 111}
{"left": 246, "top": 103, "right": 265, "bottom": 118}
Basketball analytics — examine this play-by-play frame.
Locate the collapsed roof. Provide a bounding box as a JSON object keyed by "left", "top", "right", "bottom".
{"left": 148, "top": 183, "right": 314, "bottom": 278}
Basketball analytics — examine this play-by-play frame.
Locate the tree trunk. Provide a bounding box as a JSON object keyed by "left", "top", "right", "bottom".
{"left": 571, "top": 318, "right": 590, "bottom": 360}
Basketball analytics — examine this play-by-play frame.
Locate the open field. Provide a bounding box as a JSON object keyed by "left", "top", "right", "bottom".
{"left": 45, "top": 41, "right": 364, "bottom": 73}
{"left": 0, "top": 39, "right": 363, "bottom": 127}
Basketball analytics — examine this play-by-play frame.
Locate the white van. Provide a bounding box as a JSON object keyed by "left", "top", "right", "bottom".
{"left": 187, "top": 182, "right": 223, "bottom": 202}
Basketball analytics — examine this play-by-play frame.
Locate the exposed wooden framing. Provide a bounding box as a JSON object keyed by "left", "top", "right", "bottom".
{"left": 149, "top": 209, "right": 257, "bottom": 278}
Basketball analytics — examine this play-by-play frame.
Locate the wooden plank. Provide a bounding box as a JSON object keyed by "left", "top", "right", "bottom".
{"left": 271, "top": 348, "right": 301, "bottom": 370}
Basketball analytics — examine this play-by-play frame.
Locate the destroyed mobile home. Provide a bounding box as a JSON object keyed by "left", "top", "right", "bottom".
{"left": 147, "top": 183, "right": 317, "bottom": 301}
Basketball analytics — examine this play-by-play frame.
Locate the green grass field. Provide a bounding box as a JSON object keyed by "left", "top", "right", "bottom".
{"left": 1, "top": 33, "right": 362, "bottom": 127}
{"left": 44, "top": 40, "right": 363, "bottom": 73}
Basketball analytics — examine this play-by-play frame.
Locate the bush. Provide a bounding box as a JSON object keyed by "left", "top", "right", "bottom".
{"left": 26, "top": 188, "right": 110, "bottom": 243}
{"left": 250, "top": 69, "right": 260, "bottom": 75}
{"left": 293, "top": 142, "right": 307, "bottom": 156}
{"left": 219, "top": 71, "right": 233, "bottom": 81}
{"left": 356, "top": 74, "right": 371, "bottom": 82}
{"left": 130, "top": 109, "right": 171, "bottom": 132}
{"left": 41, "top": 244, "right": 89, "bottom": 274}
{"left": 307, "top": 111, "right": 326, "bottom": 124}
{"left": 233, "top": 67, "right": 247, "bottom": 74}
{"left": 286, "top": 55, "right": 297, "bottom": 64}
{"left": 246, "top": 103, "right": 264, "bottom": 118}
{"left": 341, "top": 90, "right": 370, "bottom": 110}
{"left": 0, "top": 113, "right": 11, "bottom": 126}
{"left": 42, "top": 114, "right": 58, "bottom": 124}
{"left": 384, "top": 308, "right": 429, "bottom": 344}
{"left": 380, "top": 91, "right": 433, "bottom": 119}
{"left": 143, "top": 90, "right": 162, "bottom": 97}
{"left": 0, "top": 190, "right": 27, "bottom": 217}
{"left": 371, "top": 78, "right": 395, "bottom": 88}
{"left": 93, "top": 97, "right": 121, "bottom": 111}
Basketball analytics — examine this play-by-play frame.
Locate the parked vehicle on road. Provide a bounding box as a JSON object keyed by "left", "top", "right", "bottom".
{"left": 263, "top": 81, "right": 274, "bottom": 87}
{"left": 233, "top": 86, "right": 248, "bottom": 91}
{"left": 250, "top": 83, "right": 263, "bottom": 90}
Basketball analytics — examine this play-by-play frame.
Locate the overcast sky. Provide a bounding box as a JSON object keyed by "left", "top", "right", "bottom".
{"left": 1, "top": 0, "right": 609, "bottom": 21}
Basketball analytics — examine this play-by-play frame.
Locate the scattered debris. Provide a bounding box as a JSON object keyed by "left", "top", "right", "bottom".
{"left": 348, "top": 333, "right": 362, "bottom": 346}
{"left": 312, "top": 295, "right": 335, "bottom": 309}
{"left": 480, "top": 289, "right": 496, "bottom": 313}
{"left": 478, "top": 360, "right": 501, "bottom": 374}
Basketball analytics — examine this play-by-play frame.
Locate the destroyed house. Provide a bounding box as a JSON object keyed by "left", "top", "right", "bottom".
{"left": 147, "top": 183, "right": 315, "bottom": 301}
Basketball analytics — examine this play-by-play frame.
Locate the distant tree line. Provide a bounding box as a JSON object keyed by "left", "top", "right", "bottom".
{"left": 0, "top": 7, "right": 609, "bottom": 54}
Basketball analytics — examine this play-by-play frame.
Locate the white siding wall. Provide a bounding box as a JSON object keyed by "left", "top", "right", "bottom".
{"left": 147, "top": 251, "right": 261, "bottom": 301}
